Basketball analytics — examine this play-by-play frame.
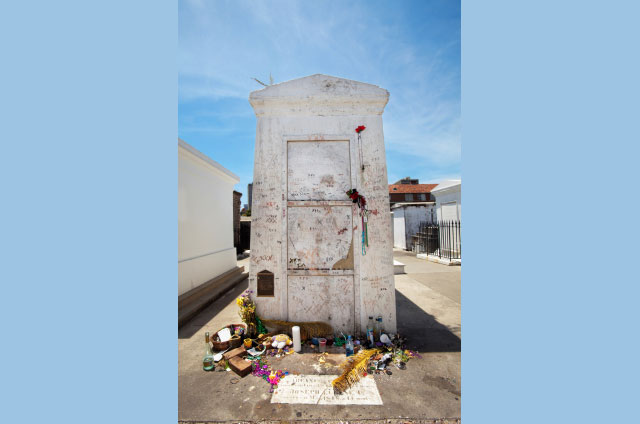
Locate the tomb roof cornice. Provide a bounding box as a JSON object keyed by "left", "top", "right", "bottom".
{"left": 249, "top": 74, "right": 389, "bottom": 117}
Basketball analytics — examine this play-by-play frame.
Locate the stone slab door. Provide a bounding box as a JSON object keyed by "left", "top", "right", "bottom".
{"left": 284, "top": 139, "right": 358, "bottom": 335}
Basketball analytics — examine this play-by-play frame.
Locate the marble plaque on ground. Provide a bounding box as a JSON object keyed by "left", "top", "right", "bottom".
{"left": 271, "top": 375, "right": 383, "bottom": 405}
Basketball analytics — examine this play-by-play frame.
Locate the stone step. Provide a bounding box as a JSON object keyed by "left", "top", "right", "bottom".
{"left": 178, "top": 266, "right": 248, "bottom": 328}
{"left": 393, "top": 260, "right": 405, "bottom": 274}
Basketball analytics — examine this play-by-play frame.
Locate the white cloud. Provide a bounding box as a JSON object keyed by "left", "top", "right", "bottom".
{"left": 179, "top": 0, "right": 461, "bottom": 170}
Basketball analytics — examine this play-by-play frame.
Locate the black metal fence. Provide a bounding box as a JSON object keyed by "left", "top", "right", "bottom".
{"left": 411, "top": 221, "right": 461, "bottom": 260}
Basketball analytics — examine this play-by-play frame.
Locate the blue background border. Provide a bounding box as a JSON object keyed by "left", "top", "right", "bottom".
{"left": 463, "top": 1, "right": 639, "bottom": 422}
{"left": 1, "top": 1, "right": 176, "bottom": 422}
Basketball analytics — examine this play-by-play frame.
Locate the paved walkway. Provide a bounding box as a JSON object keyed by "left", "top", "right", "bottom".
{"left": 393, "top": 249, "right": 461, "bottom": 304}
{"left": 179, "top": 252, "right": 461, "bottom": 422}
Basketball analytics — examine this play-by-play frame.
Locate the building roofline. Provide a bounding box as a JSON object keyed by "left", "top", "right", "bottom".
{"left": 431, "top": 180, "right": 461, "bottom": 193}
{"left": 391, "top": 202, "right": 436, "bottom": 209}
{"left": 179, "top": 138, "right": 240, "bottom": 183}
{"left": 388, "top": 183, "right": 439, "bottom": 194}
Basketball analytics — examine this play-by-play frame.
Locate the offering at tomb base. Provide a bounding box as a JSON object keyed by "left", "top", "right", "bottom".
{"left": 292, "top": 325, "right": 301, "bottom": 352}
{"left": 229, "top": 334, "right": 242, "bottom": 349}
{"left": 236, "top": 290, "right": 258, "bottom": 336}
{"left": 271, "top": 334, "right": 292, "bottom": 350}
{"left": 211, "top": 323, "right": 247, "bottom": 351}
{"left": 202, "top": 332, "right": 215, "bottom": 371}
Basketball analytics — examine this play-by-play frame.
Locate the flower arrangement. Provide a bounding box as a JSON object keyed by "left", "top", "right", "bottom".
{"left": 236, "top": 289, "right": 254, "bottom": 310}
{"left": 251, "top": 357, "right": 288, "bottom": 392}
{"left": 237, "top": 290, "right": 257, "bottom": 336}
{"left": 236, "top": 290, "right": 267, "bottom": 337}
{"left": 346, "top": 188, "right": 366, "bottom": 209}
{"left": 346, "top": 188, "right": 370, "bottom": 254}
{"left": 405, "top": 349, "right": 422, "bottom": 359}
{"left": 332, "top": 348, "right": 381, "bottom": 393}
{"left": 355, "top": 125, "right": 366, "bottom": 171}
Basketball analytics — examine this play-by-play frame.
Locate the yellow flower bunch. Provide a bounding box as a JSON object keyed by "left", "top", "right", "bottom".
{"left": 237, "top": 290, "right": 259, "bottom": 336}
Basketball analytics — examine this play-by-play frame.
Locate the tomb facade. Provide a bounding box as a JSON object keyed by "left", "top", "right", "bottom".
{"left": 248, "top": 74, "right": 396, "bottom": 334}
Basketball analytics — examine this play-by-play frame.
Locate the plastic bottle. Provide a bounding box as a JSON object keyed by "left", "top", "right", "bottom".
{"left": 345, "top": 335, "right": 354, "bottom": 357}
{"left": 366, "top": 316, "right": 375, "bottom": 346}
{"left": 376, "top": 316, "right": 384, "bottom": 338}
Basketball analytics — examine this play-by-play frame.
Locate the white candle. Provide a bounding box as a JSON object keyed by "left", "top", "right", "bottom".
{"left": 292, "top": 326, "right": 301, "bottom": 352}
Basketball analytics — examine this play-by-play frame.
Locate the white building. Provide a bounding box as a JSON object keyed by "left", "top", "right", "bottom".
{"left": 432, "top": 180, "right": 461, "bottom": 222}
{"left": 391, "top": 203, "right": 436, "bottom": 250}
{"left": 178, "top": 139, "right": 240, "bottom": 297}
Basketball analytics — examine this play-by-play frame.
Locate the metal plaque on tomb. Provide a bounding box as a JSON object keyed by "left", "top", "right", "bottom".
{"left": 257, "top": 270, "right": 274, "bottom": 297}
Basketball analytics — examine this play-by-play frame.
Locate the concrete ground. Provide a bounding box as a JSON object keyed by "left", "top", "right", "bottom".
{"left": 179, "top": 251, "right": 461, "bottom": 423}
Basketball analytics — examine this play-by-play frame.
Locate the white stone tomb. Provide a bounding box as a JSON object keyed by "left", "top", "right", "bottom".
{"left": 248, "top": 74, "right": 396, "bottom": 334}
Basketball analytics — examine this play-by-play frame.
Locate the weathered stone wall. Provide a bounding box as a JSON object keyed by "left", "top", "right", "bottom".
{"left": 248, "top": 74, "right": 396, "bottom": 334}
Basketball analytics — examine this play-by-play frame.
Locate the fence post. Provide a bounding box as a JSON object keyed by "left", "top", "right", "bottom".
{"left": 438, "top": 221, "right": 442, "bottom": 259}
{"left": 448, "top": 220, "right": 452, "bottom": 260}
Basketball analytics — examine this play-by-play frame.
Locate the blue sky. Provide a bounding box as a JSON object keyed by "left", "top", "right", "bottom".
{"left": 179, "top": 0, "right": 460, "bottom": 206}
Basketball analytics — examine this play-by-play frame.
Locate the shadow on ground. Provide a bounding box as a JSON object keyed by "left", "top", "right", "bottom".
{"left": 178, "top": 278, "right": 248, "bottom": 339}
{"left": 395, "top": 289, "right": 460, "bottom": 353}
{"left": 180, "top": 284, "right": 460, "bottom": 354}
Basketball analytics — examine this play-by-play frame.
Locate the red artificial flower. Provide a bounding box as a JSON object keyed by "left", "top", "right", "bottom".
{"left": 355, "top": 125, "right": 366, "bottom": 133}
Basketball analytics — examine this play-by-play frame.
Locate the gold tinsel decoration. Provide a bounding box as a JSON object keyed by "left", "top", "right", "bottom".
{"left": 260, "top": 319, "right": 333, "bottom": 340}
{"left": 331, "top": 348, "right": 381, "bottom": 393}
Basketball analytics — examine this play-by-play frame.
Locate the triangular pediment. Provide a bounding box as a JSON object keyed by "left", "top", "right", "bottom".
{"left": 249, "top": 74, "right": 388, "bottom": 100}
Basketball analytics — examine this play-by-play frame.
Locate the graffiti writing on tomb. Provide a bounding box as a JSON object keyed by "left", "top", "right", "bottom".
{"left": 287, "top": 141, "right": 351, "bottom": 200}
{"left": 287, "top": 206, "right": 352, "bottom": 270}
{"left": 287, "top": 275, "right": 355, "bottom": 334}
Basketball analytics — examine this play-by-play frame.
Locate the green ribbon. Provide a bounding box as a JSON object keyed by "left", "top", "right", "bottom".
{"left": 255, "top": 315, "right": 268, "bottom": 335}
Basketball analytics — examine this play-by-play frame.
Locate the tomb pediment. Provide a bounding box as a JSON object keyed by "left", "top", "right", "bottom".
{"left": 249, "top": 74, "right": 389, "bottom": 116}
